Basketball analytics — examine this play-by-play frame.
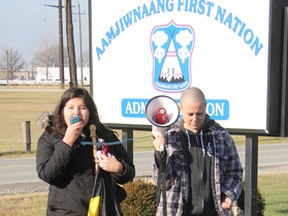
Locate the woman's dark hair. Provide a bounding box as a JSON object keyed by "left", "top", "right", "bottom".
{"left": 52, "top": 87, "right": 116, "bottom": 139}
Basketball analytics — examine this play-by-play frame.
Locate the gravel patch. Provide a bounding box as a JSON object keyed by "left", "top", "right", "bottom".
{"left": 0, "top": 181, "right": 48, "bottom": 196}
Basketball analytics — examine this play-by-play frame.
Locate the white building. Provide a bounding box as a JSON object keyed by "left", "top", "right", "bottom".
{"left": 35, "top": 67, "right": 90, "bottom": 85}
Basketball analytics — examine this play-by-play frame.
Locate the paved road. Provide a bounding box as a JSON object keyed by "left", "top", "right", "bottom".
{"left": 0, "top": 144, "right": 287, "bottom": 186}
{"left": 135, "top": 143, "right": 288, "bottom": 176}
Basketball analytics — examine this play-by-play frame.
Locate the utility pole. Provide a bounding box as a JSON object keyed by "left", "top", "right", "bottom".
{"left": 78, "top": 2, "right": 84, "bottom": 87}
{"left": 65, "top": 0, "right": 78, "bottom": 87}
{"left": 45, "top": 0, "right": 65, "bottom": 89}
{"left": 74, "top": 2, "right": 85, "bottom": 87}
{"left": 88, "top": 0, "right": 93, "bottom": 95}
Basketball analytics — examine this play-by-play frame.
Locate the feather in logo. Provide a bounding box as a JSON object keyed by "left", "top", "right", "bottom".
{"left": 151, "top": 21, "right": 194, "bottom": 92}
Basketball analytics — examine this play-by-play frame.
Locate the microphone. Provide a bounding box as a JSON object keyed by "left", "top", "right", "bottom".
{"left": 70, "top": 116, "right": 86, "bottom": 139}
{"left": 70, "top": 116, "right": 80, "bottom": 124}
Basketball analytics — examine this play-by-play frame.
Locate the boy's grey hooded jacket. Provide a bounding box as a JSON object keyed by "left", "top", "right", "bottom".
{"left": 152, "top": 114, "right": 243, "bottom": 216}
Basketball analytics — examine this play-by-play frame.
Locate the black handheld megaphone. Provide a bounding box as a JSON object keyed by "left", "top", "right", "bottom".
{"left": 145, "top": 95, "right": 180, "bottom": 142}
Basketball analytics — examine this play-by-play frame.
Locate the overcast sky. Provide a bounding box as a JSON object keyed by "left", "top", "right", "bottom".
{"left": 0, "top": 0, "right": 89, "bottom": 64}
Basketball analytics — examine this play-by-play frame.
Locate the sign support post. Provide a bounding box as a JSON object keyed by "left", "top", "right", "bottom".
{"left": 244, "top": 134, "right": 258, "bottom": 216}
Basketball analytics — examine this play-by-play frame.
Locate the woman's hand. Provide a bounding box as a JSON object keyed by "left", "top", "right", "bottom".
{"left": 96, "top": 154, "right": 123, "bottom": 174}
{"left": 62, "top": 122, "right": 84, "bottom": 147}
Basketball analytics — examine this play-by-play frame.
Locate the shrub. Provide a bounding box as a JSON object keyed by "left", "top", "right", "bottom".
{"left": 121, "top": 179, "right": 157, "bottom": 216}
{"left": 121, "top": 180, "right": 265, "bottom": 216}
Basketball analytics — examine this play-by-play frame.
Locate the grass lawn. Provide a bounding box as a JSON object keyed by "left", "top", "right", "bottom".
{"left": 0, "top": 173, "right": 287, "bottom": 216}
{"left": 0, "top": 90, "right": 63, "bottom": 153}
{"left": 258, "top": 173, "right": 288, "bottom": 215}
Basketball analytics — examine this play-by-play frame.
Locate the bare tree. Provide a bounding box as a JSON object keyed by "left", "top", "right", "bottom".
{"left": 0, "top": 47, "right": 26, "bottom": 80}
{"left": 32, "top": 35, "right": 69, "bottom": 81}
{"left": 0, "top": 49, "right": 8, "bottom": 71}
{"left": 32, "top": 36, "right": 59, "bottom": 80}
{"left": 65, "top": 0, "right": 77, "bottom": 87}
{"left": 77, "top": 50, "right": 90, "bottom": 67}
{"left": 32, "top": 36, "right": 59, "bottom": 66}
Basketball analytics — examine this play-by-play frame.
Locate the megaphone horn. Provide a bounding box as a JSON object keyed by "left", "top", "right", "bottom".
{"left": 145, "top": 95, "right": 180, "bottom": 127}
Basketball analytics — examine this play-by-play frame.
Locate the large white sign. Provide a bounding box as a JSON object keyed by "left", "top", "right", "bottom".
{"left": 91, "top": 0, "right": 270, "bottom": 131}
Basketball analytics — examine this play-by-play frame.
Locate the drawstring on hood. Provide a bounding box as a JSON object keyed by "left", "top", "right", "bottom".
{"left": 185, "top": 129, "right": 206, "bottom": 157}
{"left": 185, "top": 130, "right": 191, "bottom": 150}
{"left": 199, "top": 130, "right": 206, "bottom": 157}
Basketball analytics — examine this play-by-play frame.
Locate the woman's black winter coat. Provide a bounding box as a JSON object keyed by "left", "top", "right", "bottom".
{"left": 36, "top": 129, "right": 135, "bottom": 216}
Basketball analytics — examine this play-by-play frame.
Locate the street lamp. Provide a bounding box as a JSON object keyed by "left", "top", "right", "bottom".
{"left": 0, "top": 47, "right": 9, "bottom": 88}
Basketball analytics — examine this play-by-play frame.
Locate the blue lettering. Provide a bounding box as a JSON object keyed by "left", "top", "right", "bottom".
{"left": 95, "top": 1, "right": 263, "bottom": 60}
{"left": 250, "top": 37, "right": 263, "bottom": 56}
{"left": 215, "top": 6, "right": 263, "bottom": 56}
{"left": 206, "top": 100, "right": 229, "bottom": 120}
{"left": 122, "top": 99, "right": 147, "bottom": 117}
{"left": 122, "top": 98, "right": 229, "bottom": 120}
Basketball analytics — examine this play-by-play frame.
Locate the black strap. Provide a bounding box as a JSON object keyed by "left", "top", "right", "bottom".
{"left": 156, "top": 163, "right": 161, "bottom": 205}
{"left": 156, "top": 149, "right": 167, "bottom": 216}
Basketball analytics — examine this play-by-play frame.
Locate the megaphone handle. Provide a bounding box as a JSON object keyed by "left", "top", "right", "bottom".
{"left": 159, "top": 144, "right": 164, "bottom": 152}
{"left": 152, "top": 125, "right": 164, "bottom": 136}
{"left": 152, "top": 125, "right": 165, "bottom": 153}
